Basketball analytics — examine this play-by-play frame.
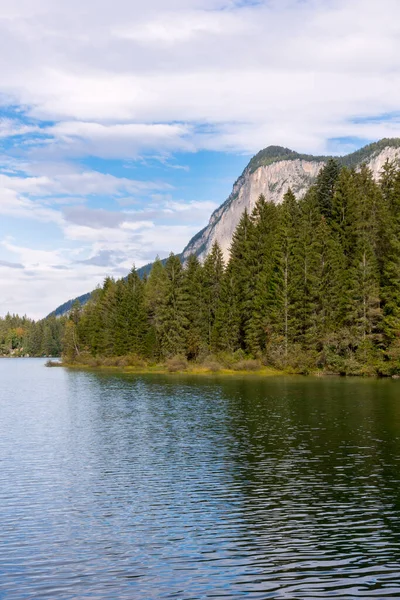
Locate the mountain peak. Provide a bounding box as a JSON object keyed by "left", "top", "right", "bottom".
{"left": 247, "top": 145, "right": 330, "bottom": 174}
{"left": 183, "top": 137, "right": 400, "bottom": 262}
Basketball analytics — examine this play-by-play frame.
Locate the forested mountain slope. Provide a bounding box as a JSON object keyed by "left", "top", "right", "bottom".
{"left": 52, "top": 139, "right": 400, "bottom": 316}
{"left": 63, "top": 157, "right": 400, "bottom": 376}
{"left": 182, "top": 139, "right": 400, "bottom": 262}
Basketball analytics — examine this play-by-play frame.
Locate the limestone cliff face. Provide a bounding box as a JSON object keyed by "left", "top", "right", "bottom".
{"left": 51, "top": 139, "right": 400, "bottom": 318}
{"left": 364, "top": 147, "right": 400, "bottom": 178}
{"left": 183, "top": 158, "right": 325, "bottom": 262}
{"left": 182, "top": 142, "right": 400, "bottom": 263}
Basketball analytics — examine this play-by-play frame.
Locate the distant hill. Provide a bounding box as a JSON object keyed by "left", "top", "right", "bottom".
{"left": 48, "top": 259, "right": 171, "bottom": 317}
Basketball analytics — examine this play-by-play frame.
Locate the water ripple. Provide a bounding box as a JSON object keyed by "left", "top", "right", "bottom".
{"left": 0, "top": 360, "right": 400, "bottom": 598}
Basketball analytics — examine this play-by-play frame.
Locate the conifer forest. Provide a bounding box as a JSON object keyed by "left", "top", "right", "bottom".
{"left": 58, "top": 159, "right": 400, "bottom": 376}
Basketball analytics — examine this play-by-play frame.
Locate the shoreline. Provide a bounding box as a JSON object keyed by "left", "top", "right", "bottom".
{"left": 57, "top": 362, "right": 285, "bottom": 377}
{"left": 47, "top": 360, "right": 400, "bottom": 379}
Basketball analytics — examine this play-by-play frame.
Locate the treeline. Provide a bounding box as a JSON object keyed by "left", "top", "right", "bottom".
{"left": 65, "top": 159, "right": 400, "bottom": 375}
{"left": 0, "top": 313, "right": 64, "bottom": 357}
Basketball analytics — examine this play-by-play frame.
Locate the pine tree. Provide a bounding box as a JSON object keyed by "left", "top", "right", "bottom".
{"left": 125, "top": 267, "right": 148, "bottom": 355}
{"left": 184, "top": 255, "right": 205, "bottom": 359}
{"left": 315, "top": 158, "right": 341, "bottom": 220}
{"left": 245, "top": 195, "right": 279, "bottom": 355}
{"left": 267, "top": 189, "right": 300, "bottom": 360}
{"left": 158, "top": 253, "right": 189, "bottom": 358}
{"left": 61, "top": 158, "right": 400, "bottom": 374}
{"left": 212, "top": 263, "right": 241, "bottom": 353}
{"left": 144, "top": 257, "right": 168, "bottom": 358}
{"left": 345, "top": 167, "right": 382, "bottom": 347}
{"left": 212, "top": 210, "right": 253, "bottom": 352}
{"left": 110, "top": 268, "right": 148, "bottom": 356}
{"left": 312, "top": 215, "right": 347, "bottom": 346}
{"left": 293, "top": 189, "right": 322, "bottom": 347}
{"left": 203, "top": 242, "right": 224, "bottom": 352}
{"left": 380, "top": 163, "right": 400, "bottom": 342}
{"left": 26, "top": 321, "right": 44, "bottom": 356}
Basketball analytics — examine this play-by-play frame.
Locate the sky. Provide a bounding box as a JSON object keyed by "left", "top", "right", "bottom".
{"left": 1, "top": 0, "right": 400, "bottom": 318}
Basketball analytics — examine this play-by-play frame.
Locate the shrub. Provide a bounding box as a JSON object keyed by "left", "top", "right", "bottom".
{"left": 166, "top": 355, "right": 188, "bottom": 372}
{"left": 232, "top": 359, "right": 261, "bottom": 371}
{"left": 214, "top": 352, "right": 235, "bottom": 368}
{"left": 202, "top": 358, "right": 223, "bottom": 372}
{"left": 125, "top": 354, "right": 147, "bottom": 368}
{"left": 115, "top": 357, "right": 130, "bottom": 368}
{"left": 45, "top": 359, "right": 62, "bottom": 367}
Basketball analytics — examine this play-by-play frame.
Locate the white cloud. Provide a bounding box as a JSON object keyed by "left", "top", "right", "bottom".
{"left": 1, "top": 0, "right": 400, "bottom": 316}
{"left": 47, "top": 121, "right": 193, "bottom": 158}
{"left": 113, "top": 9, "right": 247, "bottom": 44}
{"left": 0, "top": 0, "right": 398, "bottom": 153}
{"left": 0, "top": 118, "right": 39, "bottom": 138}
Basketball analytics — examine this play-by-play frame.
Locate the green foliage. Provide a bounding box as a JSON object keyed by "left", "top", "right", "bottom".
{"left": 59, "top": 159, "right": 400, "bottom": 376}
{"left": 203, "top": 242, "right": 224, "bottom": 351}
{"left": 157, "top": 253, "right": 189, "bottom": 358}
{"left": 0, "top": 313, "right": 65, "bottom": 357}
{"left": 315, "top": 158, "right": 341, "bottom": 219}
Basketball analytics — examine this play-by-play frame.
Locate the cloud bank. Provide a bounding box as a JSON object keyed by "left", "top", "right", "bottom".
{"left": 0, "top": 0, "right": 400, "bottom": 316}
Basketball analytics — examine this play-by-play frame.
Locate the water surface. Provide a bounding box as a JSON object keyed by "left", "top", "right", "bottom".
{"left": 1, "top": 359, "right": 400, "bottom": 598}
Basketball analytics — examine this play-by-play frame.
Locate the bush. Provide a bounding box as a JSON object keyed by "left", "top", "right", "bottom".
{"left": 115, "top": 357, "right": 130, "bottom": 368}
{"left": 166, "top": 355, "right": 188, "bottom": 372}
{"left": 45, "top": 359, "right": 63, "bottom": 367}
{"left": 102, "top": 356, "right": 119, "bottom": 367}
{"left": 214, "top": 352, "right": 235, "bottom": 368}
{"left": 125, "top": 354, "right": 147, "bottom": 368}
{"left": 232, "top": 359, "right": 261, "bottom": 371}
{"left": 202, "top": 358, "right": 223, "bottom": 372}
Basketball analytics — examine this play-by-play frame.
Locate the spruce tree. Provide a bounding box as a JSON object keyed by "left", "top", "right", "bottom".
{"left": 158, "top": 253, "right": 189, "bottom": 358}
{"left": 245, "top": 195, "right": 278, "bottom": 355}
{"left": 184, "top": 254, "right": 205, "bottom": 359}
{"left": 267, "top": 189, "right": 300, "bottom": 360}
{"left": 125, "top": 267, "right": 148, "bottom": 355}
{"left": 219, "top": 209, "right": 253, "bottom": 351}
{"left": 380, "top": 164, "right": 400, "bottom": 342}
{"left": 312, "top": 215, "right": 347, "bottom": 350}
{"left": 345, "top": 167, "right": 382, "bottom": 348}
{"left": 144, "top": 257, "right": 168, "bottom": 358}
{"left": 293, "top": 189, "right": 322, "bottom": 347}
{"left": 203, "top": 242, "right": 224, "bottom": 352}
{"left": 315, "top": 158, "right": 341, "bottom": 220}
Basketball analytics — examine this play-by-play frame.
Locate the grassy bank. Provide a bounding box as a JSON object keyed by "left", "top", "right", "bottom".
{"left": 48, "top": 352, "right": 400, "bottom": 378}
{"left": 51, "top": 354, "right": 286, "bottom": 376}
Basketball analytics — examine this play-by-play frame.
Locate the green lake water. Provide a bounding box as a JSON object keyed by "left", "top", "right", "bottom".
{"left": 1, "top": 358, "right": 400, "bottom": 598}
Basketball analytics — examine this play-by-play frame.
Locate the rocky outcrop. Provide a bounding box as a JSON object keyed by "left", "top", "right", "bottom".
{"left": 183, "top": 141, "right": 400, "bottom": 263}
{"left": 51, "top": 139, "right": 400, "bottom": 317}
{"left": 183, "top": 158, "right": 325, "bottom": 262}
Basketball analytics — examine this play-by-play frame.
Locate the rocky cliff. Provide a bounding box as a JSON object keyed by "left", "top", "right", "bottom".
{"left": 182, "top": 140, "right": 400, "bottom": 263}
{"left": 50, "top": 139, "right": 400, "bottom": 316}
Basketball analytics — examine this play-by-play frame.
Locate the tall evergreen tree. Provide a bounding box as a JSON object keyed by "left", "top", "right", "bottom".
{"left": 203, "top": 242, "right": 224, "bottom": 351}
{"left": 144, "top": 257, "right": 168, "bottom": 358}
{"left": 345, "top": 167, "right": 382, "bottom": 345}
{"left": 158, "top": 254, "right": 189, "bottom": 358}
{"left": 292, "top": 189, "right": 323, "bottom": 345}
{"left": 245, "top": 195, "right": 278, "bottom": 355}
{"left": 379, "top": 164, "right": 400, "bottom": 342}
{"left": 267, "top": 189, "right": 300, "bottom": 359}
{"left": 213, "top": 209, "right": 253, "bottom": 352}
{"left": 315, "top": 158, "right": 341, "bottom": 219}
{"left": 184, "top": 255, "right": 205, "bottom": 359}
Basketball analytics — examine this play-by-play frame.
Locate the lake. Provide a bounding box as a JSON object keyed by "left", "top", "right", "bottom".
{"left": 1, "top": 359, "right": 400, "bottom": 599}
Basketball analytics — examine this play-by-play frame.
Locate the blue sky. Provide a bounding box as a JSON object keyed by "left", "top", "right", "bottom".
{"left": 0, "top": 0, "right": 400, "bottom": 318}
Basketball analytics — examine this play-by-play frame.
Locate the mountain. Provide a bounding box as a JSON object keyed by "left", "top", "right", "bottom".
{"left": 182, "top": 139, "right": 400, "bottom": 263}
{"left": 50, "top": 138, "right": 400, "bottom": 317}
